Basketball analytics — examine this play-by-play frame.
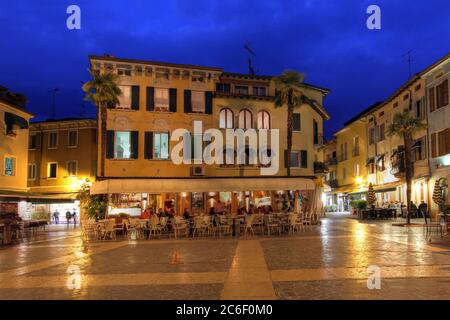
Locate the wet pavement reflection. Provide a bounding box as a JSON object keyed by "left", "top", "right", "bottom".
{"left": 0, "top": 214, "right": 449, "bottom": 299}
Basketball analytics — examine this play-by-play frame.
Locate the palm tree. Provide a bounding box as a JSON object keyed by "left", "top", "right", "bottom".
{"left": 82, "top": 70, "right": 122, "bottom": 177}
{"left": 387, "top": 110, "right": 426, "bottom": 224}
{"left": 274, "top": 70, "right": 316, "bottom": 176}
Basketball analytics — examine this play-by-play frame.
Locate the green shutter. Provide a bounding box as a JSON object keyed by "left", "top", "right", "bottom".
{"left": 130, "top": 131, "right": 139, "bottom": 159}
{"left": 205, "top": 91, "right": 213, "bottom": 114}
{"left": 184, "top": 90, "right": 192, "bottom": 113}
{"left": 301, "top": 150, "right": 308, "bottom": 168}
{"left": 106, "top": 131, "right": 115, "bottom": 159}
{"left": 146, "top": 87, "right": 154, "bottom": 111}
{"left": 131, "top": 86, "right": 140, "bottom": 110}
{"left": 144, "top": 132, "right": 153, "bottom": 159}
{"left": 169, "top": 88, "right": 177, "bottom": 112}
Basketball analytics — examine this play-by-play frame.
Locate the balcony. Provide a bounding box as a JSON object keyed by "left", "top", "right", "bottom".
{"left": 352, "top": 148, "right": 360, "bottom": 157}
{"left": 327, "top": 179, "right": 339, "bottom": 188}
{"left": 314, "top": 161, "right": 328, "bottom": 174}
{"left": 338, "top": 153, "right": 348, "bottom": 162}
{"left": 390, "top": 151, "right": 405, "bottom": 178}
{"left": 325, "top": 157, "right": 338, "bottom": 166}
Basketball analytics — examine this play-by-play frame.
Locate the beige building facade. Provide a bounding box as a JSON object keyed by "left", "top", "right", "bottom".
{"left": 88, "top": 55, "right": 330, "bottom": 216}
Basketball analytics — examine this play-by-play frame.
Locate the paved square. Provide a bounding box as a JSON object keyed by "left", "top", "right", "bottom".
{"left": 1, "top": 214, "right": 450, "bottom": 300}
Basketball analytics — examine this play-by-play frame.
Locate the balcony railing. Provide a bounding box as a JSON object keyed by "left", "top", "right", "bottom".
{"left": 390, "top": 152, "right": 405, "bottom": 177}
{"left": 314, "top": 134, "right": 324, "bottom": 147}
{"left": 314, "top": 161, "right": 328, "bottom": 174}
{"left": 325, "top": 157, "right": 338, "bottom": 166}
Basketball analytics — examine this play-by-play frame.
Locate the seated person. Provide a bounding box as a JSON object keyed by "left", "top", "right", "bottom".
{"left": 140, "top": 208, "right": 150, "bottom": 219}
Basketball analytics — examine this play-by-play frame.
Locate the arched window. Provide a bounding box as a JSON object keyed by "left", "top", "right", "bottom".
{"left": 238, "top": 109, "right": 253, "bottom": 129}
{"left": 219, "top": 108, "right": 234, "bottom": 129}
{"left": 257, "top": 111, "right": 271, "bottom": 129}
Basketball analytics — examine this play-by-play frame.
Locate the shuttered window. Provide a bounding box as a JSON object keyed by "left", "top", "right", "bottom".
{"left": 429, "top": 87, "right": 435, "bottom": 112}
{"left": 293, "top": 113, "right": 301, "bottom": 131}
{"left": 438, "top": 128, "right": 450, "bottom": 156}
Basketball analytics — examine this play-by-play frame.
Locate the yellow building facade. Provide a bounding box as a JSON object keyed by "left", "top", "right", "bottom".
{"left": 88, "top": 55, "right": 330, "bottom": 216}
{"left": 26, "top": 118, "right": 97, "bottom": 221}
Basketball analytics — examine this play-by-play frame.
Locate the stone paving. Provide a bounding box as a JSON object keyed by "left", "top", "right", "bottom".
{"left": 1, "top": 214, "right": 450, "bottom": 300}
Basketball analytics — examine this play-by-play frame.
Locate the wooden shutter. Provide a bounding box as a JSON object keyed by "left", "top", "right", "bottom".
{"left": 144, "top": 132, "right": 153, "bottom": 159}
{"left": 438, "top": 128, "right": 450, "bottom": 156}
{"left": 130, "top": 131, "right": 139, "bottom": 159}
{"left": 301, "top": 150, "right": 308, "bottom": 168}
{"left": 35, "top": 132, "right": 41, "bottom": 149}
{"left": 205, "top": 91, "right": 213, "bottom": 114}
{"left": 131, "top": 86, "right": 140, "bottom": 110}
{"left": 146, "top": 87, "right": 154, "bottom": 111}
{"left": 442, "top": 79, "right": 449, "bottom": 107}
{"left": 429, "top": 87, "right": 435, "bottom": 112}
{"left": 169, "top": 88, "right": 177, "bottom": 112}
{"left": 431, "top": 133, "right": 437, "bottom": 158}
{"left": 184, "top": 90, "right": 192, "bottom": 113}
{"left": 106, "top": 131, "right": 115, "bottom": 159}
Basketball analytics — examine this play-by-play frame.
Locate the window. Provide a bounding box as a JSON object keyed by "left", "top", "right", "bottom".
{"left": 377, "top": 155, "right": 386, "bottom": 171}
{"left": 114, "top": 131, "right": 131, "bottom": 159}
{"left": 27, "top": 164, "right": 36, "bottom": 180}
{"left": 68, "top": 130, "right": 78, "bottom": 147}
{"left": 289, "top": 152, "right": 300, "bottom": 168}
{"left": 393, "top": 102, "right": 398, "bottom": 108}
{"left": 436, "top": 79, "right": 449, "bottom": 109}
{"left": 239, "top": 109, "right": 253, "bottom": 129}
{"left": 47, "top": 162, "right": 58, "bottom": 179}
{"left": 117, "top": 85, "right": 131, "bottom": 109}
{"left": 235, "top": 85, "right": 249, "bottom": 95}
{"left": 367, "top": 158, "right": 375, "bottom": 174}
{"left": 252, "top": 86, "right": 266, "bottom": 96}
{"left": 342, "top": 167, "right": 347, "bottom": 179}
{"left": 378, "top": 123, "right": 385, "bottom": 141}
{"left": 287, "top": 151, "right": 307, "bottom": 168}
{"left": 155, "top": 68, "right": 169, "bottom": 80}
{"left": 4, "top": 157, "right": 16, "bottom": 176}
{"left": 429, "top": 87, "right": 436, "bottom": 112}
{"left": 353, "top": 136, "right": 360, "bottom": 156}
{"left": 416, "top": 100, "right": 423, "bottom": 118}
{"left": 153, "top": 133, "right": 169, "bottom": 160}
{"left": 216, "top": 83, "right": 231, "bottom": 94}
{"left": 293, "top": 113, "right": 301, "bottom": 131}
{"left": 191, "top": 71, "right": 206, "bottom": 82}
{"left": 219, "top": 108, "right": 234, "bottom": 129}
{"left": 191, "top": 91, "right": 205, "bottom": 113}
{"left": 412, "top": 137, "right": 427, "bottom": 161}
{"left": 431, "top": 130, "right": 449, "bottom": 158}
{"left": 379, "top": 111, "right": 384, "bottom": 117}
{"left": 415, "top": 84, "right": 421, "bottom": 92}
{"left": 313, "top": 120, "right": 319, "bottom": 144}
{"left": 403, "top": 94, "right": 409, "bottom": 101}
{"left": 154, "top": 88, "right": 169, "bottom": 111}
{"left": 48, "top": 132, "right": 58, "bottom": 149}
{"left": 117, "top": 65, "right": 131, "bottom": 76}
{"left": 257, "top": 111, "right": 270, "bottom": 129}
{"left": 66, "top": 161, "right": 77, "bottom": 176}
{"left": 354, "top": 163, "right": 360, "bottom": 176}
{"left": 29, "top": 134, "right": 38, "bottom": 150}
{"left": 369, "top": 127, "right": 376, "bottom": 145}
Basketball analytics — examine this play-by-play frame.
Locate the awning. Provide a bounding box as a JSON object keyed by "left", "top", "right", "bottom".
{"left": 90, "top": 177, "right": 316, "bottom": 195}
{"left": 4, "top": 112, "right": 28, "bottom": 129}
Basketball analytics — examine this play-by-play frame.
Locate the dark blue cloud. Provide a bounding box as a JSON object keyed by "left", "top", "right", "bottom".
{"left": 0, "top": 0, "right": 449, "bottom": 137}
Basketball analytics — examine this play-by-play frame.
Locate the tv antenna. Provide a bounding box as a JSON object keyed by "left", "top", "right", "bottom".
{"left": 402, "top": 49, "right": 414, "bottom": 79}
{"left": 244, "top": 41, "right": 256, "bottom": 75}
{"left": 48, "top": 88, "right": 59, "bottom": 119}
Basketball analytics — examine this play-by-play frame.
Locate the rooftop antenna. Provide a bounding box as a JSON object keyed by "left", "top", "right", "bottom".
{"left": 402, "top": 49, "right": 414, "bottom": 79}
{"left": 244, "top": 41, "right": 256, "bottom": 75}
{"left": 48, "top": 88, "right": 59, "bottom": 119}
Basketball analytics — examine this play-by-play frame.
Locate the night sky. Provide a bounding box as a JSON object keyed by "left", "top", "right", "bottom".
{"left": 1, "top": 0, "right": 449, "bottom": 138}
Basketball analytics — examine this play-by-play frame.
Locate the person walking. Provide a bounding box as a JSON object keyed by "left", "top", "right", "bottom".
{"left": 72, "top": 210, "right": 77, "bottom": 226}
{"left": 65, "top": 210, "right": 72, "bottom": 226}
{"left": 53, "top": 210, "right": 60, "bottom": 224}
